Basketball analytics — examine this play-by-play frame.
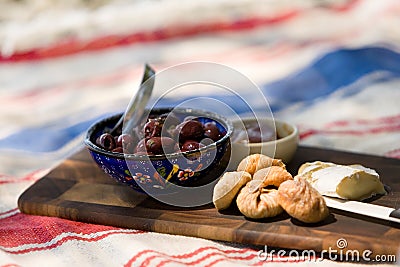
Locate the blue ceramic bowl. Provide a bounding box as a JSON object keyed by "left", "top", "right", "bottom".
{"left": 84, "top": 108, "right": 232, "bottom": 195}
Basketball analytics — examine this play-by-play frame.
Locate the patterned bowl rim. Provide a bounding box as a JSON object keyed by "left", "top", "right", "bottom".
{"left": 84, "top": 107, "right": 233, "bottom": 160}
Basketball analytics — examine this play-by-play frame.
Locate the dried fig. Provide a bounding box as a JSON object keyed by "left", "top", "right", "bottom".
{"left": 236, "top": 181, "right": 283, "bottom": 219}
{"left": 277, "top": 177, "right": 329, "bottom": 223}
{"left": 213, "top": 171, "right": 252, "bottom": 210}
{"left": 253, "top": 166, "right": 293, "bottom": 188}
{"left": 237, "top": 154, "right": 285, "bottom": 175}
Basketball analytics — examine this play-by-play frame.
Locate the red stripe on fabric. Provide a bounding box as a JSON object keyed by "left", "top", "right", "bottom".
{"left": 299, "top": 129, "right": 318, "bottom": 140}
{"left": 0, "top": 264, "right": 21, "bottom": 267}
{"left": 203, "top": 258, "right": 225, "bottom": 267}
{"left": 385, "top": 148, "right": 400, "bottom": 159}
{"left": 124, "top": 246, "right": 268, "bottom": 267}
{"left": 155, "top": 252, "right": 257, "bottom": 267}
{"left": 0, "top": 12, "right": 297, "bottom": 63}
{"left": 325, "top": 114, "right": 400, "bottom": 128}
{"left": 251, "top": 255, "right": 320, "bottom": 265}
{"left": 0, "top": 213, "right": 143, "bottom": 250}
{"left": 328, "top": 0, "right": 359, "bottom": 11}
{"left": 3, "top": 41, "right": 293, "bottom": 102}
{"left": 0, "top": 0, "right": 361, "bottom": 63}
{"left": 125, "top": 249, "right": 153, "bottom": 266}
{"left": 300, "top": 122, "right": 400, "bottom": 140}
{"left": 126, "top": 246, "right": 312, "bottom": 267}
{"left": 4, "top": 229, "right": 144, "bottom": 254}
{"left": 2, "top": 67, "right": 140, "bottom": 107}
{"left": 0, "top": 0, "right": 359, "bottom": 64}
{"left": 0, "top": 208, "right": 19, "bottom": 217}
{"left": 1, "top": 11, "right": 298, "bottom": 63}
{"left": 0, "top": 170, "right": 45, "bottom": 185}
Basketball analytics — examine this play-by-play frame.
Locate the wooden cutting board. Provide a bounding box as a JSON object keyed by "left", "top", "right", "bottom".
{"left": 18, "top": 146, "right": 400, "bottom": 256}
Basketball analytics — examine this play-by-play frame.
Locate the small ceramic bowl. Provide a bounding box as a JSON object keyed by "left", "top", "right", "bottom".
{"left": 229, "top": 117, "right": 299, "bottom": 169}
{"left": 84, "top": 108, "right": 232, "bottom": 195}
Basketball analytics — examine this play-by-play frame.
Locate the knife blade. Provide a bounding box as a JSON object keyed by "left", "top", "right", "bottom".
{"left": 324, "top": 196, "right": 400, "bottom": 224}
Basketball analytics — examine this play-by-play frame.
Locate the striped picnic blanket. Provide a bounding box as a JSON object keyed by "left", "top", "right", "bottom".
{"left": 1, "top": 0, "right": 399, "bottom": 266}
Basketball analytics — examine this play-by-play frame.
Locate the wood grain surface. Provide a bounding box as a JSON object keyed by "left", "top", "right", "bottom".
{"left": 18, "top": 146, "right": 400, "bottom": 257}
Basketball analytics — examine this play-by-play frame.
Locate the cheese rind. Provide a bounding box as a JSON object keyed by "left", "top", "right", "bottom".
{"left": 298, "top": 161, "right": 386, "bottom": 201}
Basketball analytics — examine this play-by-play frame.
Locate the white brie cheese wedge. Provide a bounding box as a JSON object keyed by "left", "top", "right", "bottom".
{"left": 298, "top": 161, "right": 386, "bottom": 201}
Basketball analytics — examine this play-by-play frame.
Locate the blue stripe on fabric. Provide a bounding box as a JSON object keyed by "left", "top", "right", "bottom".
{"left": 157, "top": 47, "right": 400, "bottom": 113}
{"left": 262, "top": 46, "right": 400, "bottom": 111}
{"left": 0, "top": 114, "right": 112, "bottom": 152}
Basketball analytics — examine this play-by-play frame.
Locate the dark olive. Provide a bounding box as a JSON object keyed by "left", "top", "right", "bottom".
{"left": 165, "top": 117, "right": 181, "bottom": 136}
{"left": 116, "top": 133, "right": 134, "bottom": 147}
{"left": 144, "top": 119, "right": 164, "bottom": 139}
{"left": 247, "top": 128, "right": 262, "bottom": 143}
{"left": 135, "top": 138, "right": 147, "bottom": 153}
{"left": 112, "top": 147, "right": 123, "bottom": 153}
{"left": 247, "top": 124, "right": 276, "bottom": 143}
{"left": 175, "top": 120, "right": 204, "bottom": 142}
{"left": 180, "top": 140, "right": 204, "bottom": 152}
{"left": 97, "top": 133, "right": 116, "bottom": 150}
{"left": 203, "top": 122, "right": 222, "bottom": 141}
{"left": 107, "top": 111, "right": 225, "bottom": 156}
{"left": 146, "top": 136, "right": 177, "bottom": 155}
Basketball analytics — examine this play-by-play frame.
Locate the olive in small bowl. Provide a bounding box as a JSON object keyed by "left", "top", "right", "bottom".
{"left": 229, "top": 117, "right": 299, "bottom": 169}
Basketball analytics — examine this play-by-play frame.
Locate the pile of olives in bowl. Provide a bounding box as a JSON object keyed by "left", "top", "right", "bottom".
{"left": 84, "top": 108, "right": 232, "bottom": 194}
{"left": 95, "top": 109, "right": 226, "bottom": 156}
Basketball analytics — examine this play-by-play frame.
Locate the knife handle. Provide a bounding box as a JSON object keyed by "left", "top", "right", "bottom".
{"left": 390, "top": 208, "right": 400, "bottom": 219}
